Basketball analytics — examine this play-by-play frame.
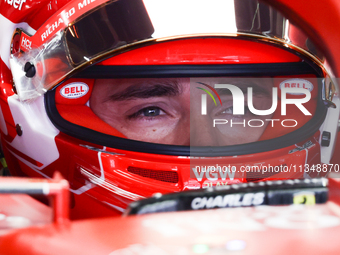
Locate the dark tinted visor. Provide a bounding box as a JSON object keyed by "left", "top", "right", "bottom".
{"left": 65, "top": 0, "right": 154, "bottom": 65}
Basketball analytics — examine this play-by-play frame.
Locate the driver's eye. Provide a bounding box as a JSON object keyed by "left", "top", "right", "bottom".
{"left": 143, "top": 107, "right": 160, "bottom": 116}
{"left": 128, "top": 106, "right": 164, "bottom": 119}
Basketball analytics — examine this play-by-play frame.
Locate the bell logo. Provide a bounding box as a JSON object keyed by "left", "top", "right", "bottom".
{"left": 280, "top": 78, "right": 314, "bottom": 95}
{"left": 60, "top": 83, "right": 89, "bottom": 99}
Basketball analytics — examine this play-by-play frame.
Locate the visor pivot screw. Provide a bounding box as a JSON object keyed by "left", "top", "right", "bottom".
{"left": 24, "top": 62, "right": 36, "bottom": 78}
{"left": 321, "top": 131, "right": 331, "bottom": 147}
{"left": 15, "top": 124, "right": 23, "bottom": 136}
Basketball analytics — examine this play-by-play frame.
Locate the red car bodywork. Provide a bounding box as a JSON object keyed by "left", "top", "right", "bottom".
{"left": 0, "top": 176, "right": 339, "bottom": 254}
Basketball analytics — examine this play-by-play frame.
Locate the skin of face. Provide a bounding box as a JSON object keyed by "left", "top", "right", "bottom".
{"left": 90, "top": 77, "right": 274, "bottom": 146}
{"left": 90, "top": 78, "right": 191, "bottom": 145}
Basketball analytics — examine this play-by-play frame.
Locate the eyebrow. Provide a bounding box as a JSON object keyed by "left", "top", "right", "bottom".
{"left": 108, "top": 80, "right": 182, "bottom": 101}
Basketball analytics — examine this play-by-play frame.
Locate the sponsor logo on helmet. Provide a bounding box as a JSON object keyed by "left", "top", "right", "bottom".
{"left": 21, "top": 37, "right": 32, "bottom": 50}
{"left": 4, "top": 0, "right": 26, "bottom": 10}
{"left": 289, "top": 140, "right": 315, "bottom": 154}
{"left": 192, "top": 165, "right": 236, "bottom": 181}
{"left": 279, "top": 78, "right": 314, "bottom": 95}
{"left": 60, "top": 83, "right": 89, "bottom": 99}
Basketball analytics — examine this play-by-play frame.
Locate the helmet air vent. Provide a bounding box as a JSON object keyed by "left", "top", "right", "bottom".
{"left": 127, "top": 166, "right": 179, "bottom": 183}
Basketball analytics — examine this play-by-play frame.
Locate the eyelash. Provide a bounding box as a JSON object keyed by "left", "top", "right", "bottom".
{"left": 128, "top": 106, "right": 165, "bottom": 120}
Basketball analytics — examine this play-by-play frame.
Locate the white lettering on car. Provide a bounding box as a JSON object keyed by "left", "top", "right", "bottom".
{"left": 191, "top": 192, "right": 265, "bottom": 209}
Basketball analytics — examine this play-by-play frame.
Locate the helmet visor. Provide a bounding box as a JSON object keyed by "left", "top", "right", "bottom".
{"left": 46, "top": 59, "right": 327, "bottom": 156}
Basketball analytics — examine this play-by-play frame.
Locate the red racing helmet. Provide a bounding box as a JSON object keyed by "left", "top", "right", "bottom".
{"left": 0, "top": 0, "right": 339, "bottom": 218}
